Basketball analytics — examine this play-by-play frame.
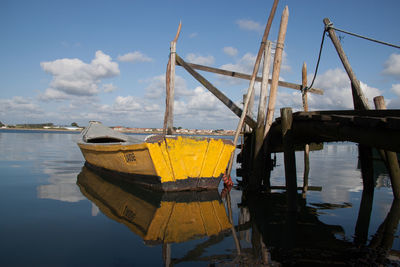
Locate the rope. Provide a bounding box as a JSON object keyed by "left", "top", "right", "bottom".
{"left": 330, "top": 25, "right": 400, "bottom": 50}
{"left": 304, "top": 28, "right": 327, "bottom": 92}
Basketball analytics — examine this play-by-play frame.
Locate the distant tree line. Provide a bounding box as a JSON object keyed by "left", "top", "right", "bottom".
{"left": 16, "top": 123, "right": 54, "bottom": 128}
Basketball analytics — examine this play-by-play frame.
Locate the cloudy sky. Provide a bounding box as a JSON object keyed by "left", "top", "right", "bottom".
{"left": 1, "top": 0, "right": 399, "bottom": 129}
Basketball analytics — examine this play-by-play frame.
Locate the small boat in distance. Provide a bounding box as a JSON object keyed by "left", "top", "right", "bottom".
{"left": 77, "top": 121, "right": 235, "bottom": 191}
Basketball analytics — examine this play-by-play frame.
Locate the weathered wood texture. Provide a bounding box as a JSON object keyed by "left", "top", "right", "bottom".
{"left": 166, "top": 41, "right": 176, "bottom": 135}
{"left": 323, "top": 18, "right": 369, "bottom": 110}
{"left": 302, "top": 62, "right": 309, "bottom": 198}
{"left": 175, "top": 61, "right": 324, "bottom": 95}
{"left": 175, "top": 54, "right": 257, "bottom": 129}
{"left": 374, "top": 96, "right": 400, "bottom": 199}
{"left": 264, "top": 6, "right": 289, "bottom": 136}
{"left": 163, "top": 22, "right": 181, "bottom": 135}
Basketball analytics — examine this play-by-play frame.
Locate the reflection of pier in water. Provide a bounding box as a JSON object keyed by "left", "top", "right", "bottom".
{"left": 77, "top": 165, "right": 400, "bottom": 265}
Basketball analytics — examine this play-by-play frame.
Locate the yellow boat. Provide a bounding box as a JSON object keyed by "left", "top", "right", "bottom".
{"left": 77, "top": 121, "right": 235, "bottom": 191}
{"left": 76, "top": 166, "right": 232, "bottom": 244}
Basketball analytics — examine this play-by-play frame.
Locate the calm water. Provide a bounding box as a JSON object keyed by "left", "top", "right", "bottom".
{"left": 0, "top": 129, "right": 399, "bottom": 266}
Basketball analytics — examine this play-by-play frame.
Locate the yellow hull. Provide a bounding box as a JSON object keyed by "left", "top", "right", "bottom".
{"left": 77, "top": 166, "right": 232, "bottom": 244}
{"left": 78, "top": 135, "right": 235, "bottom": 191}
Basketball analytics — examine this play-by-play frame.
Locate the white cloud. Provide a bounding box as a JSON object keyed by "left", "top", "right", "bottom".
{"left": 186, "top": 53, "right": 215, "bottom": 65}
{"left": 220, "top": 53, "right": 256, "bottom": 74}
{"left": 113, "top": 96, "right": 142, "bottom": 111}
{"left": 102, "top": 83, "right": 118, "bottom": 93}
{"left": 40, "top": 50, "right": 120, "bottom": 99}
{"left": 274, "top": 68, "right": 382, "bottom": 112}
{"left": 391, "top": 84, "right": 400, "bottom": 96}
{"left": 223, "top": 46, "right": 238, "bottom": 57}
{"left": 189, "top": 32, "right": 198, "bottom": 38}
{"left": 144, "top": 74, "right": 192, "bottom": 99}
{"left": 236, "top": 19, "right": 263, "bottom": 32}
{"left": 117, "top": 51, "right": 153, "bottom": 63}
{"left": 382, "top": 53, "right": 400, "bottom": 78}
{"left": 0, "top": 96, "right": 44, "bottom": 122}
{"left": 387, "top": 83, "right": 400, "bottom": 108}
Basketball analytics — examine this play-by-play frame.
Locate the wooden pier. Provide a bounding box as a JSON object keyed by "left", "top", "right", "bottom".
{"left": 163, "top": 1, "right": 400, "bottom": 207}
{"left": 267, "top": 109, "right": 400, "bottom": 153}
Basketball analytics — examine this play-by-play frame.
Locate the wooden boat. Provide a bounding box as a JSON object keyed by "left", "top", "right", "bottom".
{"left": 77, "top": 166, "right": 232, "bottom": 244}
{"left": 77, "top": 121, "right": 235, "bottom": 191}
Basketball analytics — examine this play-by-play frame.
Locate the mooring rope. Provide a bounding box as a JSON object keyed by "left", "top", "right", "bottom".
{"left": 304, "top": 27, "right": 327, "bottom": 92}
{"left": 304, "top": 22, "right": 400, "bottom": 93}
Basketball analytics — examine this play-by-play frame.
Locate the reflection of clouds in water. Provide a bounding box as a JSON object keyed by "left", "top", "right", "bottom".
{"left": 0, "top": 132, "right": 85, "bottom": 203}
{"left": 37, "top": 161, "right": 84, "bottom": 202}
{"left": 270, "top": 143, "right": 365, "bottom": 203}
{"left": 307, "top": 143, "right": 363, "bottom": 203}
{"left": 92, "top": 203, "right": 100, "bottom": 216}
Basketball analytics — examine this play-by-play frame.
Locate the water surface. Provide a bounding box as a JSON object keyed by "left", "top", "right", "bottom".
{"left": 0, "top": 130, "right": 398, "bottom": 266}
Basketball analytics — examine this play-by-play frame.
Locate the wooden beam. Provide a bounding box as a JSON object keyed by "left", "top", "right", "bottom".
{"left": 175, "top": 54, "right": 257, "bottom": 129}
{"left": 294, "top": 109, "right": 400, "bottom": 119}
{"left": 175, "top": 61, "right": 324, "bottom": 95}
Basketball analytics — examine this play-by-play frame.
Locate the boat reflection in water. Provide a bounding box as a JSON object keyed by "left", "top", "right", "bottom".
{"left": 76, "top": 165, "right": 232, "bottom": 264}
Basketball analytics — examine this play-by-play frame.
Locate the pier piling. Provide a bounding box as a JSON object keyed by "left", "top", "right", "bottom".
{"left": 281, "top": 107, "right": 297, "bottom": 212}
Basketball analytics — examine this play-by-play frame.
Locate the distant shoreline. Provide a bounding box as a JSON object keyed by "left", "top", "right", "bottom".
{"left": 0, "top": 127, "right": 235, "bottom": 136}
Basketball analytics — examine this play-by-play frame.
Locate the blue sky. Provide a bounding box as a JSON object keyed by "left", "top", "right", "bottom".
{"left": 1, "top": 0, "right": 400, "bottom": 129}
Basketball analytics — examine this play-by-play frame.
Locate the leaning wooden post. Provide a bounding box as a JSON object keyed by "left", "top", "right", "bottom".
{"left": 253, "top": 41, "right": 273, "bottom": 189}
{"left": 301, "top": 62, "right": 310, "bottom": 198}
{"left": 163, "top": 22, "right": 182, "bottom": 135}
{"left": 254, "top": 41, "right": 272, "bottom": 157}
{"left": 225, "top": 0, "right": 280, "bottom": 183}
{"left": 323, "top": 18, "right": 369, "bottom": 110}
{"left": 374, "top": 96, "right": 400, "bottom": 199}
{"left": 264, "top": 6, "right": 289, "bottom": 137}
{"left": 281, "top": 107, "right": 297, "bottom": 212}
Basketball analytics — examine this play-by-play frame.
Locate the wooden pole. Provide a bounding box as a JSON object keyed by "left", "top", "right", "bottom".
{"left": 264, "top": 6, "right": 289, "bottom": 137}
{"left": 175, "top": 61, "right": 324, "bottom": 95}
{"left": 252, "top": 42, "right": 273, "bottom": 189}
{"left": 175, "top": 54, "right": 257, "bottom": 129}
{"left": 374, "top": 96, "right": 400, "bottom": 199}
{"left": 226, "top": 0, "right": 280, "bottom": 182}
{"left": 254, "top": 41, "right": 272, "bottom": 157}
{"left": 166, "top": 41, "right": 176, "bottom": 135}
{"left": 281, "top": 107, "right": 297, "bottom": 212}
{"left": 302, "top": 62, "right": 310, "bottom": 198}
{"left": 323, "top": 18, "right": 369, "bottom": 110}
{"left": 163, "top": 22, "right": 182, "bottom": 135}
{"left": 226, "top": 192, "right": 241, "bottom": 255}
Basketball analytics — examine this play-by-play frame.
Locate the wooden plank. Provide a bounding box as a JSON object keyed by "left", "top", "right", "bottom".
{"left": 386, "top": 117, "right": 400, "bottom": 130}
{"left": 176, "top": 61, "right": 324, "bottom": 95}
{"left": 175, "top": 54, "right": 257, "bottom": 129}
{"left": 330, "top": 115, "right": 354, "bottom": 124}
{"left": 311, "top": 114, "right": 332, "bottom": 121}
{"left": 294, "top": 110, "right": 400, "bottom": 118}
{"left": 353, "top": 116, "right": 386, "bottom": 128}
